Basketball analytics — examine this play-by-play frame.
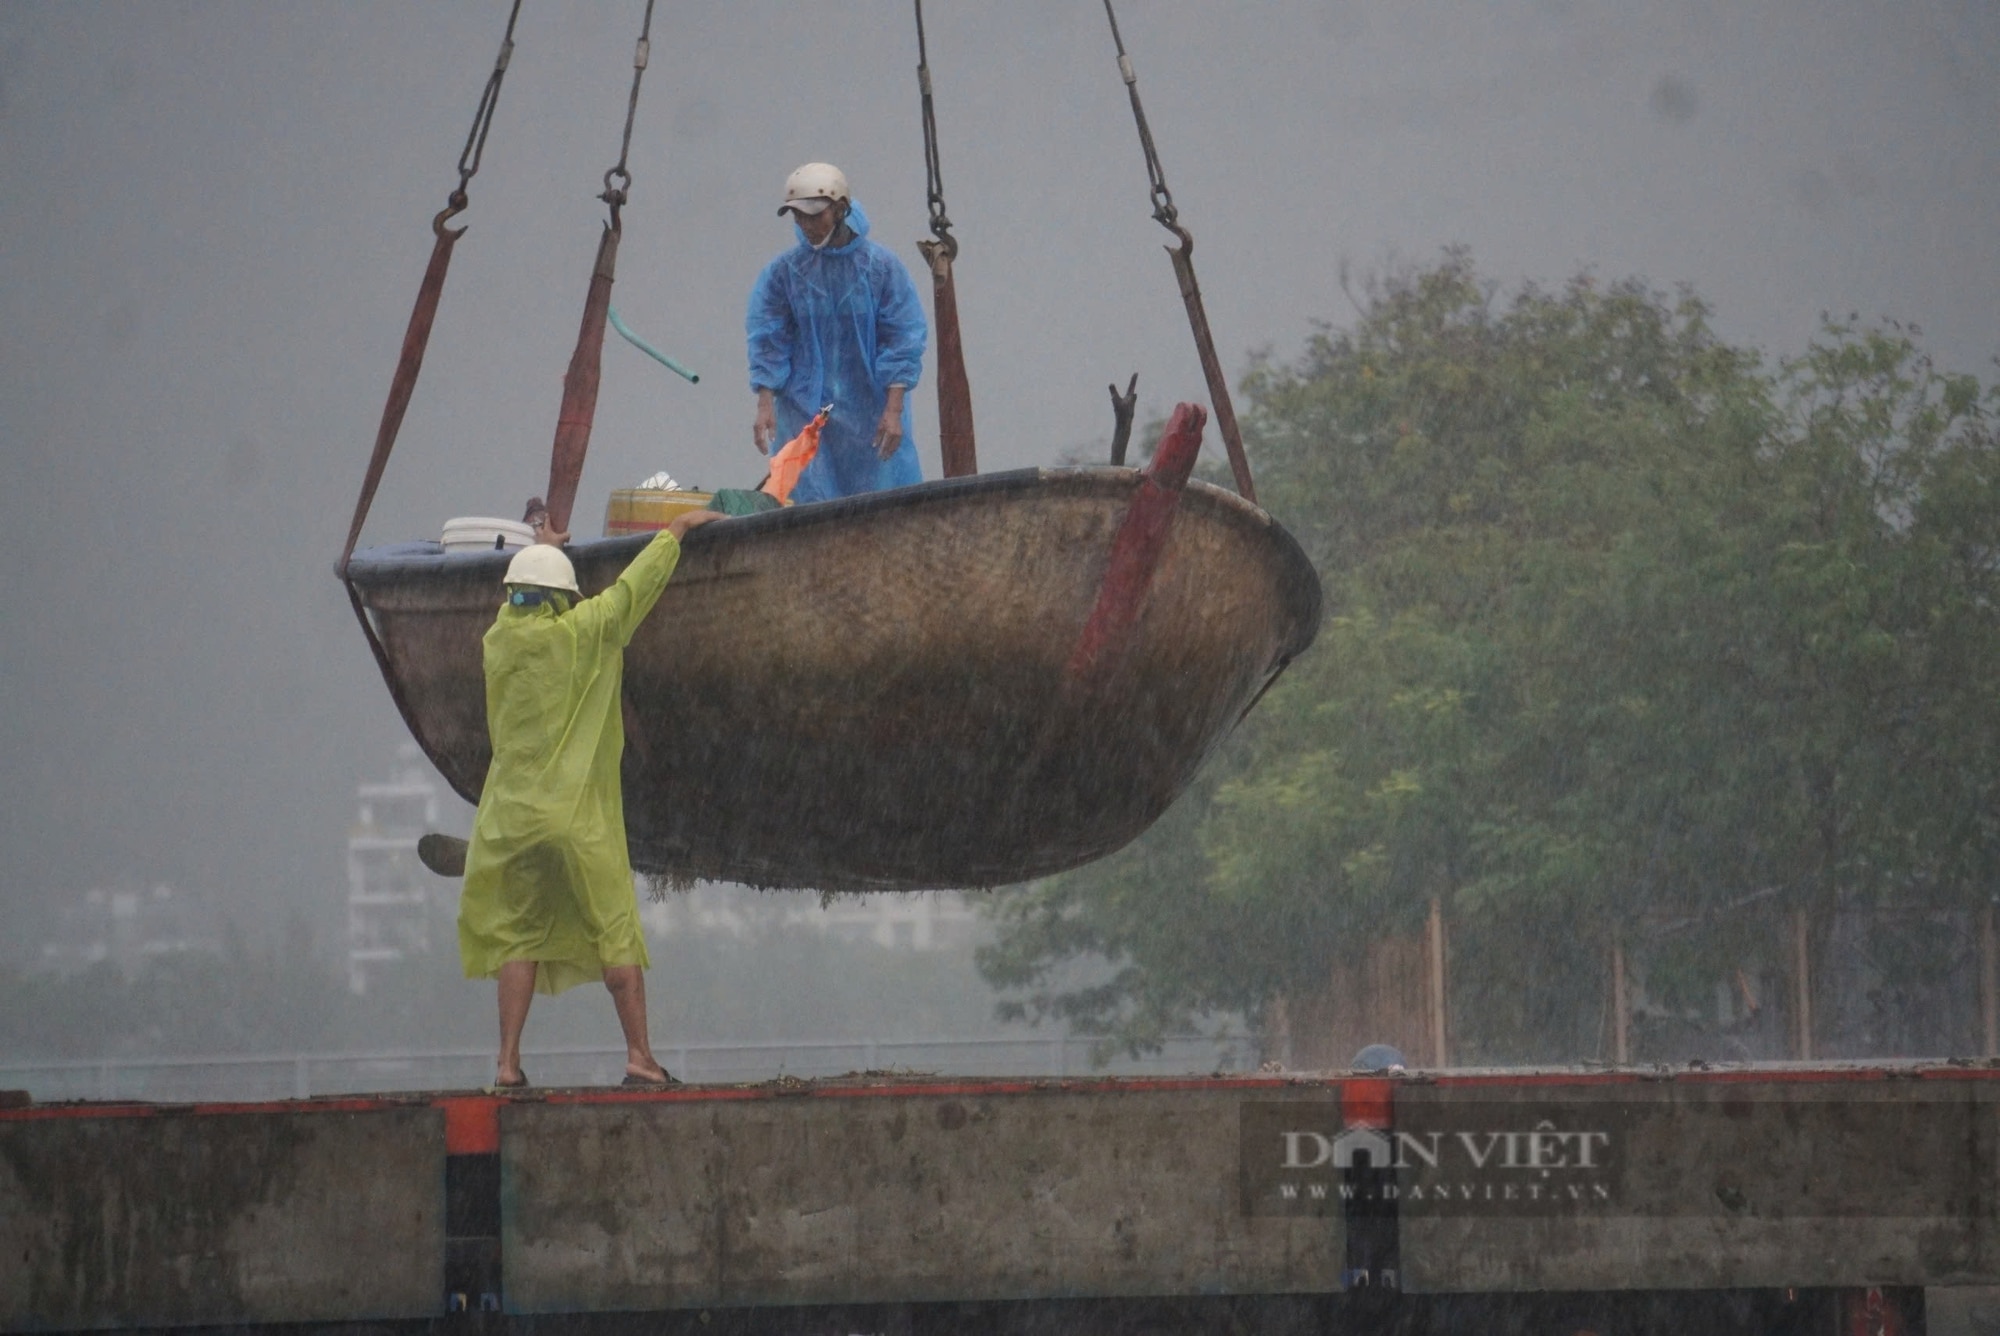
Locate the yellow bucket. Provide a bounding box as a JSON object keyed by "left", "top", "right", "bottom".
{"left": 603, "top": 489, "right": 714, "bottom": 537}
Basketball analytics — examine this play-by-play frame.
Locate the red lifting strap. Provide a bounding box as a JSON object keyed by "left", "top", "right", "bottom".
{"left": 340, "top": 228, "right": 460, "bottom": 573}
{"left": 922, "top": 243, "right": 977, "bottom": 478}
{"left": 339, "top": 226, "right": 462, "bottom": 755}
{"left": 543, "top": 225, "right": 620, "bottom": 535}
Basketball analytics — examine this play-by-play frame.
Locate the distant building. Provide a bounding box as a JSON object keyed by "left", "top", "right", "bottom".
{"left": 38, "top": 883, "right": 217, "bottom": 977}
{"left": 345, "top": 744, "right": 445, "bottom": 995}
{"left": 814, "top": 892, "right": 983, "bottom": 952}
{"left": 641, "top": 883, "right": 984, "bottom": 953}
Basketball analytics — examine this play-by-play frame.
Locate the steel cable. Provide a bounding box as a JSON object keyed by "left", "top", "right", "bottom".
{"left": 914, "top": 0, "right": 956, "bottom": 259}
{"left": 1102, "top": 0, "right": 1180, "bottom": 236}
{"left": 436, "top": 0, "right": 524, "bottom": 236}
{"left": 600, "top": 0, "right": 657, "bottom": 224}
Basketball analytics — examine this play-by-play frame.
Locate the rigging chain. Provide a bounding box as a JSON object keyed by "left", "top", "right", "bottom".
{"left": 913, "top": 0, "right": 956, "bottom": 260}
{"left": 1102, "top": 0, "right": 1183, "bottom": 244}
{"left": 600, "top": 0, "right": 658, "bottom": 228}
{"left": 436, "top": 0, "right": 524, "bottom": 238}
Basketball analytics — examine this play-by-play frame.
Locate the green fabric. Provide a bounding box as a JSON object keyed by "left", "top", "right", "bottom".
{"left": 707, "top": 487, "right": 782, "bottom": 516}
{"left": 458, "top": 530, "right": 682, "bottom": 994}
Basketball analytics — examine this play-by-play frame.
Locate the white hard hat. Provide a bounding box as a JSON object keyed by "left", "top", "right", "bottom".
{"left": 779, "top": 162, "right": 849, "bottom": 216}
{"left": 504, "top": 544, "right": 579, "bottom": 595}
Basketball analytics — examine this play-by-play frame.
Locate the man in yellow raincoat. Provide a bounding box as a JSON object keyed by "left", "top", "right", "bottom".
{"left": 459, "top": 507, "right": 720, "bottom": 1088}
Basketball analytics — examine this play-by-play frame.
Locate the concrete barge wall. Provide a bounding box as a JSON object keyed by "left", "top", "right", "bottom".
{"left": 2, "top": 1068, "right": 1997, "bottom": 1330}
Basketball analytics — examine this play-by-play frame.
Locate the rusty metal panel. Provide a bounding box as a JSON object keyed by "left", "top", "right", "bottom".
{"left": 1394, "top": 1079, "right": 2000, "bottom": 1293}
{"left": 0, "top": 1106, "right": 444, "bottom": 1331}
{"left": 502, "top": 1086, "right": 1344, "bottom": 1312}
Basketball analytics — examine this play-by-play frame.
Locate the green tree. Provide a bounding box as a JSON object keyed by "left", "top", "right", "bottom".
{"left": 981, "top": 254, "right": 2000, "bottom": 1062}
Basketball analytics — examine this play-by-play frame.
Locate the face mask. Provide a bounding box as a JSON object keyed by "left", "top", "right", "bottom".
{"left": 805, "top": 206, "right": 845, "bottom": 249}
{"left": 508, "top": 589, "right": 571, "bottom": 612}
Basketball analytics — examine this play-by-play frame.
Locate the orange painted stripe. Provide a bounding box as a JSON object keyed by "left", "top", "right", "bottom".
{"left": 528, "top": 1075, "right": 1316, "bottom": 1107}
{"left": 9, "top": 1066, "right": 1999, "bottom": 1125}
{"left": 1425, "top": 1065, "right": 2000, "bottom": 1090}
{"left": 0, "top": 1101, "right": 164, "bottom": 1122}
{"left": 189, "top": 1097, "right": 414, "bottom": 1116}
{"left": 0, "top": 1097, "right": 419, "bottom": 1122}
{"left": 440, "top": 1096, "right": 504, "bottom": 1154}
{"left": 0, "top": 1077, "right": 1322, "bottom": 1122}
{"left": 1341, "top": 1078, "right": 1394, "bottom": 1128}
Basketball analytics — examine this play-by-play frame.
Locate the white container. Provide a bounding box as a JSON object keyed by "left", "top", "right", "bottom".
{"left": 442, "top": 516, "right": 536, "bottom": 553}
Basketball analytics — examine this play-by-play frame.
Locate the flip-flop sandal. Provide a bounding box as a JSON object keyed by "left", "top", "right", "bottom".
{"left": 622, "top": 1071, "right": 680, "bottom": 1087}
{"left": 493, "top": 1073, "right": 529, "bottom": 1090}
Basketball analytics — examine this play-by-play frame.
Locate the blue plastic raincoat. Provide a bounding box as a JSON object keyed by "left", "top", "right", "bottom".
{"left": 457, "top": 531, "right": 682, "bottom": 995}
{"left": 747, "top": 201, "right": 928, "bottom": 502}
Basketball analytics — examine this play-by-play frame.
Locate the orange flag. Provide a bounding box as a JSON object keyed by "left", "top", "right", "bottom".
{"left": 760, "top": 405, "right": 830, "bottom": 506}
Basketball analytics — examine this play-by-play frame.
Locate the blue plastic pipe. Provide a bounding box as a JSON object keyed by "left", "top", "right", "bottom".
{"left": 607, "top": 305, "right": 700, "bottom": 384}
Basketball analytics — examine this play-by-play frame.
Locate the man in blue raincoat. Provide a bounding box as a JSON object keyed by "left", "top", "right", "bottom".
{"left": 748, "top": 162, "right": 928, "bottom": 501}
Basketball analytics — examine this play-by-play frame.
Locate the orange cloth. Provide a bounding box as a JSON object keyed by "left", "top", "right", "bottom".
{"left": 760, "top": 407, "right": 828, "bottom": 505}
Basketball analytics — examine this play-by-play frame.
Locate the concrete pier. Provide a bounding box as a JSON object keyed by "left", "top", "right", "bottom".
{"left": 3, "top": 1066, "right": 1995, "bottom": 1332}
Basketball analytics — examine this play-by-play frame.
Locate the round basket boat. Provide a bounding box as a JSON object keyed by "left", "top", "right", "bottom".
{"left": 343, "top": 466, "right": 1322, "bottom": 892}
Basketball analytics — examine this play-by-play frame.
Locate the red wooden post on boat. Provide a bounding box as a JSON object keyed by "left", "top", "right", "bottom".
{"left": 1067, "top": 401, "right": 1206, "bottom": 682}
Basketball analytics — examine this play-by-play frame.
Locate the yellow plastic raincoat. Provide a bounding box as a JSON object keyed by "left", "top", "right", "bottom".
{"left": 457, "top": 531, "right": 681, "bottom": 994}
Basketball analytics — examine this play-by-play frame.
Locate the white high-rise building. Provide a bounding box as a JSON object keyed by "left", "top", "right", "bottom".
{"left": 345, "top": 744, "right": 443, "bottom": 995}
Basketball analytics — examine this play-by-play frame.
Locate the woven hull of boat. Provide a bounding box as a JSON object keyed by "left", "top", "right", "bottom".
{"left": 344, "top": 467, "right": 1322, "bottom": 891}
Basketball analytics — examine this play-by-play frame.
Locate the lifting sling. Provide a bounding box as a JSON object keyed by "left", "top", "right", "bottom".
{"left": 544, "top": 0, "right": 659, "bottom": 536}
{"left": 339, "top": 0, "right": 521, "bottom": 577}
{"left": 338, "top": 0, "right": 523, "bottom": 748}
{"left": 1101, "top": 1, "right": 1257, "bottom": 504}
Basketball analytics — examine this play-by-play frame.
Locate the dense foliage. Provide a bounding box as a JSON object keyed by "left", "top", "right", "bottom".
{"left": 980, "top": 252, "right": 2000, "bottom": 1060}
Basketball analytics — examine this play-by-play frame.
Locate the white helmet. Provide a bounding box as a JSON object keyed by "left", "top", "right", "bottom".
{"left": 778, "top": 162, "right": 849, "bottom": 216}
{"left": 504, "top": 543, "right": 579, "bottom": 594}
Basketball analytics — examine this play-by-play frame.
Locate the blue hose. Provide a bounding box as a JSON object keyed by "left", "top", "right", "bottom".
{"left": 607, "top": 305, "right": 700, "bottom": 384}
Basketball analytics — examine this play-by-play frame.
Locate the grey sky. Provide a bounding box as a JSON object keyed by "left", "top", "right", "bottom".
{"left": 1, "top": 1, "right": 1995, "bottom": 945}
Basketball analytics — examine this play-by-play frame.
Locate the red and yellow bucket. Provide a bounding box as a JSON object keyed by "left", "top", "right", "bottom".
{"left": 603, "top": 489, "right": 715, "bottom": 537}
